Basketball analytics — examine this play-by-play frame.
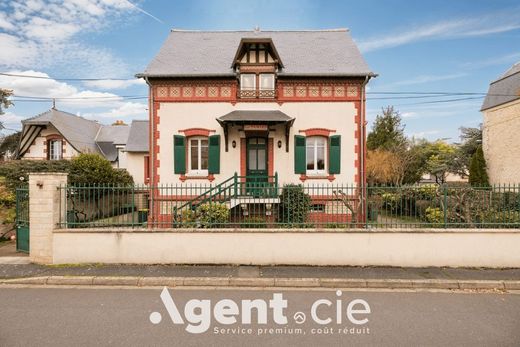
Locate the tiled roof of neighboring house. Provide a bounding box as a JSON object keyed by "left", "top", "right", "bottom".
{"left": 18, "top": 108, "right": 149, "bottom": 161}
{"left": 22, "top": 108, "right": 101, "bottom": 154}
{"left": 125, "top": 120, "right": 149, "bottom": 152}
{"left": 96, "top": 125, "right": 131, "bottom": 145}
{"left": 137, "top": 29, "right": 375, "bottom": 78}
{"left": 481, "top": 61, "right": 520, "bottom": 111}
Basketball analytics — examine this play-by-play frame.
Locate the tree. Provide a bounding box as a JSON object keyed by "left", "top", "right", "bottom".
{"left": 68, "top": 153, "right": 133, "bottom": 185}
{"left": 0, "top": 89, "right": 13, "bottom": 115}
{"left": 423, "top": 141, "right": 457, "bottom": 184}
{"left": 451, "top": 126, "right": 482, "bottom": 176}
{"left": 0, "top": 131, "right": 20, "bottom": 159}
{"left": 468, "top": 145, "right": 489, "bottom": 186}
{"left": 366, "top": 149, "right": 403, "bottom": 185}
{"left": 367, "top": 106, "right": 406, "bottom": 151}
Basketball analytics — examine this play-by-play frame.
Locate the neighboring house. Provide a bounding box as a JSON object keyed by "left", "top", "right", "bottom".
{"left": 16, "top": 108, "right": 150, "bottom": 183}
{"left": 137, "top": 28, "right": 375, "bottom": 223}
{"left": 481, "top": 62, "right": 520, "bottom": 184}
{"left": 137, "top": 28, "right": 375, "bottom": 187}
{"left": 420, "top": 173, "right": 468, "bottom": 184}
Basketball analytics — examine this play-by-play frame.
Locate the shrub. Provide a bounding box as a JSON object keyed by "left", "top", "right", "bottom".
{"left": 424, "top": 207, "right": 443, "bottom": 224}
{"left": 481, "top": 210, "right": 520, "bottom": 227}
{"left": 69, "top": 154, "right": 133, "bottom": 185}
{"left": 278, "top": 184, "right": 311, "bottom": 226}
{"left": 196, "top": 203, "right": 229, "bottom": 228}
{"left": 469, "top": 145, "right": 489, "bottom": 186}
{"left": 0, "top": 159, "right": 71, "bottom": 191}
{"left": 240, "top": 216, "right": 268, "bottom": 228}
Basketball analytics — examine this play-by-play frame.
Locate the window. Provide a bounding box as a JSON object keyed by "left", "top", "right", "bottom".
{"left": 48, "top": 140, "right": 62, "bottom": 160}
{"left": 306, "top": 136, "right": 326, "bottom": 174}
{"left": 189, "top": 137, "right": 209, "bottom": 174}
{"left": 240, "top": 74, "right": 256, "bottom": 91}
{"left": 259, "top": 74, "right": 274, "bottom": 91}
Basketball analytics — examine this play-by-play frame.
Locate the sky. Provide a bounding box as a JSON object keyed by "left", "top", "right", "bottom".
{"left": 1, "top": 0, "right": 520, "bottom": 143}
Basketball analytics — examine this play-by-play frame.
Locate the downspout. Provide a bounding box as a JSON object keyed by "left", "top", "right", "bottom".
{"left": 144, "top": 76, "right": 154, "bottom": 224}
{"left": 360, "top": 75, "right": 370, "bottom": 223}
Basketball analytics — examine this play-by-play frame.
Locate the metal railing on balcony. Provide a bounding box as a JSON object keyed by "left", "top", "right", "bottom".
{"left": 55, "top": 182, "right": 520, "bottom": 229}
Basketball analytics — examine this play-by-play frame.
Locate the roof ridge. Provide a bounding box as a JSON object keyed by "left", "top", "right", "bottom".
{"left": 170, "top": 28, "right": 349, "bottom": 33}
{"left": 490, "top": 68, "right": 520, "bottom": 85}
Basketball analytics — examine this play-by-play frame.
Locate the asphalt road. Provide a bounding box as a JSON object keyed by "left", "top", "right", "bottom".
{"left": 0, "top": 287, "right": 519, "bottom": 346}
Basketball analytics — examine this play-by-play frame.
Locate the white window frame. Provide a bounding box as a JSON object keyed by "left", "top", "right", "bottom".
{"left": 306, "top": 136, "right": 326, "bottom": 175}
{"left": 188, "top": 137, "right": 209, "bottom": 175}
{"left": 259, "top": 73, "right": 275, "bottom": 91}
{"left": 48, "top": 139, "right": 62, "bottom": 160}
{"left": 240, "top": 73, "right": 256, "bottom": 91}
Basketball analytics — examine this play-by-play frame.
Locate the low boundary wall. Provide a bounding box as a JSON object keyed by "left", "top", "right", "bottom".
{"left": 52, "top": 228, "right": 520, "bottom": 267}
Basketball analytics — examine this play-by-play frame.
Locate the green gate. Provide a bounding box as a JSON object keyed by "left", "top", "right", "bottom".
{"left": 15, "top": 187, "right": 29, "bottom": 253}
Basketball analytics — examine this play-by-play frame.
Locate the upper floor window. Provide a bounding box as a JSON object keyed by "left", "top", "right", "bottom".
{"left": 240, "top": 74, "right": 256, "bottom": 95}
{"left": 48, "top": 139, "right": 62, "bottom": 160}
{"left": 306, "top": 136, "right": 326, "bottom": 175}
{"left": 189, "top": 137, "right": 208, "bottom": 175}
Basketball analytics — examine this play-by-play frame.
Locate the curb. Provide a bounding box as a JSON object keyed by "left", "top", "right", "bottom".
{"left": 1, "top": 276, "right": 519, "bottom": 290}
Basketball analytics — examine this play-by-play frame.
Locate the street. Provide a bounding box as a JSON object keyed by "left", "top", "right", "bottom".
{"left": 0, "top": 287, "right": 519, "bottom": 346}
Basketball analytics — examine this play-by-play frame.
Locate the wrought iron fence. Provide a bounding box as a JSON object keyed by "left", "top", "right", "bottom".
{"left": 56, "top": 182, "right": 520, "bottom": 229}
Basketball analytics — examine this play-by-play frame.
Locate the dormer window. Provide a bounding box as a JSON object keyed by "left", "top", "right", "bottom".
{"left": 232, "top": 38, "right": 283, "bottom": 99}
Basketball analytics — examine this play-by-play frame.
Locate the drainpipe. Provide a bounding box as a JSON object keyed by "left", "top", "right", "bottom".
{"left": 360, "top": 75, "right": 369, "bottom": 223}
{"left": 144, "top": 76, "right": 154, "bottom": 224}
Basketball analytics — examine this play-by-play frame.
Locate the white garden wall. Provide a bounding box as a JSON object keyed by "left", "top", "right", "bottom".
{"left": 52, "top": 229, "right": 520, "bottom": 267}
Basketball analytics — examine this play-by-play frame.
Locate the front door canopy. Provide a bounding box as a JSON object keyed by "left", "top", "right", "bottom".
{"left": 216, "top": 110, "right": 294, "bottom": 152}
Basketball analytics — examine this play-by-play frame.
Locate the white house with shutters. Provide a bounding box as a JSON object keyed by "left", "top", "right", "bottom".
{"left": 137, "top": 28, "right": 375, "bottom": 223}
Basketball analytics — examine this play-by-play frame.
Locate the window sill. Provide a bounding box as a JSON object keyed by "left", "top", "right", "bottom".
{"left": 299, "top": 174, "right": 335, "bottom": 182}
{"left": 180, "top": 174, "right": 215, "bottom": 182}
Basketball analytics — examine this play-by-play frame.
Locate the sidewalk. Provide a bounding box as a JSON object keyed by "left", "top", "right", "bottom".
{"left": 1, "top": 263, "right": 520, "bottom": 290}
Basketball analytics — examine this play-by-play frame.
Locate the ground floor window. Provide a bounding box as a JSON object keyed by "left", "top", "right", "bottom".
{"left": 189, "top": 137, "right": 208, "bottom": 174}
{"left": 306, "top": 136, "right": 326, "bottom": 174}
{"left": 48, "top": 139, "right": 62, "bottom": 160}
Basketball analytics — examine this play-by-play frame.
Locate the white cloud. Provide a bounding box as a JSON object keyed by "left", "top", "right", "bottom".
{"left": 408, "top": 130, "right": 440, "bottom": 139}
{"left": 460, "top": 52, "right": 520, "bottom": 70}
{"left": 390, "top": 73, "right": 467, "bottom": 87}
{"left": 80, "top": 101, "right": 147, "bottom": 119}
{"left": 0, "top": 111, "right": 25, "bottom": 130}
{"left": 83, "top": 78, "right": 146, "bottom": 90}
{"left": 0, "top": 1, "right": 162, "bottom": 76}
{"left": 0, "top": 70, "right": 146, "bottom": 109}
{"left": 358, "top": 9, "right": 520, "bottom": 52}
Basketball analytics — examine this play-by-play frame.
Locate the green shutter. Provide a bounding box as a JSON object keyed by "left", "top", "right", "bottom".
{"left": 294, "top": 135, "right": 306, "bottom": 174}
{"left": 208, "top": 135, "right": 220, "bottom": 174}
{"left": 173, "top": 135, "right": 186, "bottom": 174}
{"left": 329, "top": 135, "right": 341, "bottom": 174}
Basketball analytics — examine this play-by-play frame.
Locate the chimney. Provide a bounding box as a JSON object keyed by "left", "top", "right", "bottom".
{"left": 112, "top": 120, "right": 127, "bottom": 126}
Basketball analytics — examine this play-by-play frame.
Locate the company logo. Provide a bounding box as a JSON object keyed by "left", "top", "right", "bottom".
{"left": 150, "top": 288, "right": 371, "bottom": 335}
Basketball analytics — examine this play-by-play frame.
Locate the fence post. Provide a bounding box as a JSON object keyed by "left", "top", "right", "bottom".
{"left": 233, "top": 172, "right": 238, "bottom": 198}
{"left": 28, "top": 172, "right": 68, "bottom": 264}
{"left": 443, "top": 184, "right": 448, "bottom": 229}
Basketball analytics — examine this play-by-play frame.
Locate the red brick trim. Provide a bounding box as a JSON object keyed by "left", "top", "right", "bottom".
{"left": 299, "top": 128, "right": 336, "bottom": 137}
{"left": 179, "top": 174, "right": 215, "bottom": 182}
{"left": 268, "top": 138, "right": 274, "bottom": 178}
{"left": 240, "top": 138, "right": 246, "bottom": 182}
{"left": 299, "top": 174, "right": 335, "bottom": 182}
{"left": 179, "top": 128, "right": 216, "bottom": 137}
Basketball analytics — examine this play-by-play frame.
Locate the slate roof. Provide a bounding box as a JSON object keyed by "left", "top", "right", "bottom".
{"left": 218, "top": 110, "right": 293, "bottom": 123}
{"left": 125, "top": 120, "right": 149, "bottom": 152}
{"left": 19, "top": 108, "right": 149, "bottom": 161}
{"left": 481, "top": 62, "right": 520, "bottom": 111}
{"left": 22, "top": 108, "right": 101, "bottom": 154}
{"left": 137, "top": 29, "right": 375, "bottom": 78}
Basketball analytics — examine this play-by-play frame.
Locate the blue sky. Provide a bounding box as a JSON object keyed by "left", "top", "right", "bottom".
{"left": 1, "top": 0, "right": 519, "bottom": 142}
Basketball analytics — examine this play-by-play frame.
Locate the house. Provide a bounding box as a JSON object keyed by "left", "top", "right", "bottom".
{"left": 481, "top": 62, "right": 520, "bottom": 184}
{"left": 16, "top": 108, "right": 150, "bottom": 184}
{"left": 137, "top": 28, "right": 375, "bottom": 224}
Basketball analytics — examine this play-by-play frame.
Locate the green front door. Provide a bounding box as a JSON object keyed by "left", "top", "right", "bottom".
{"left": 246, "top": 137, "right": 268, "bottom": 196}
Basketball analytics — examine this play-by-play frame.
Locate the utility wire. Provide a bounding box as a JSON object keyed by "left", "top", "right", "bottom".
{"left": 0, "top": 72, "right": 136, "bottom": 81}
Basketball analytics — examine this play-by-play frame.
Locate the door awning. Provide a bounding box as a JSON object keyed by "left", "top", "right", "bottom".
{"left": 216, "top": 110, "right": 294, "bottom": 152}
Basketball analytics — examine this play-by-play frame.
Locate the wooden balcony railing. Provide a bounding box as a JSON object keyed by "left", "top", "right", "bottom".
{"left": 238, "top": 89, "right": 276, "bottom": 99}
